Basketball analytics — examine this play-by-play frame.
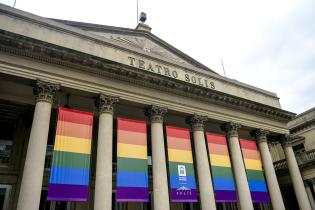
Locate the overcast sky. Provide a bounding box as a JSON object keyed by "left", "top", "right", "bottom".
{"left": 1, "top": 0, "right": 314, "bottom": 114}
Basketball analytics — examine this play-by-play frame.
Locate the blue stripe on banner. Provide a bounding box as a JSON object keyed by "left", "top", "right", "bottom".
{"left": 213, "top": 177, "right": 236, "bottom": 191}
{"left": 49, "top": 166, "right": 89, "bottom": 185}
{"left": 170, "top": 175, "right": 197, "bottom": 189}
{"left": 117, "top": 171, "right": 148, "bottom": 188}
{"left": 248, "top": 180, "right": 268, "bottom": 192}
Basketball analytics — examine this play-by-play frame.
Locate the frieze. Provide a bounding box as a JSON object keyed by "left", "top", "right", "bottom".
{"left": 0, "top": 30, "right": 296, "bottom": 122}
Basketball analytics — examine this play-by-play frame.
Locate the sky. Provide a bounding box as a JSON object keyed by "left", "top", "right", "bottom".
{"left": 1, "top": 0, "right": 315, "bottom": 114}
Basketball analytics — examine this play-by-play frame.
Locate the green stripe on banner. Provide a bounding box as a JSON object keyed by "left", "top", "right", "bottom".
{"left": 168, "top": 162, "right": 195, "bottom": 176}
{"left": 117, "top": 157, "right": 148, "bottom": 172}
{"left": 246, "top": 169, "right": 265, "bottom": 180}
{"left": 211, "top": 166, "right": 234, "bottom": 178}
{"left": 52, "top": 151, "right": 90, "bottom": 169}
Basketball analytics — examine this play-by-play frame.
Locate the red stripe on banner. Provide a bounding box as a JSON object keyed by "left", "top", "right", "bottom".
{"left": 240, "top": 139, "right": 257, "bottom": 150}
{"left": 117, "top": 118, "right": 146, "bottom": 133}
{"left": 206, "top": 133, "right": 227, "bottom": 145}
{"left": 166, "top": 126, "right": 190, "bottom": 139}
{"left": 58, "top": 107, "right": 93, "bottom": 125}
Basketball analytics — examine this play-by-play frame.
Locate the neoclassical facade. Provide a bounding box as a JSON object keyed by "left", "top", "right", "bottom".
{"left": 0, "top": 3, "right": 313, "bottom": 210}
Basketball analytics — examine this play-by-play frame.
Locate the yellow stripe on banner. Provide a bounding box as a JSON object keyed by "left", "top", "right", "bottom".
{"left": 244, "top": 159, "right": 262, "bottom": 170}
{"left": 209, "top": 154, "right": 231, "bottom": 167}
{"left": 117, "top": 143, "right": 147, "bottom": 159}
{"left": 168, "top": 149, "right": 193, "bottom": 163}
{"left": 54, "top": 135, "right": 91, "bottom": 154}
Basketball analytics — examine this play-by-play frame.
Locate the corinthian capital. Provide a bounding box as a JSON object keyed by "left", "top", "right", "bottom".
{"left": 280, "top": 134, "right": 293, "bottom": 148}
{"left": 145, "top": 105, "right": 168, "bottom": 123}
{"left": 251, "top": 129, "right": 270, "bottom": 144}
{"left": 188, "top": 114, "right": 208, "bottom": 132}
{"left": 33, "top": 80, "right": 60, "bottom": 103}
{"left": 223, "top": 122, "right": 242, "bottom": 137}
{"left": 95, "top": 94, "right": 119, "bottom": 114}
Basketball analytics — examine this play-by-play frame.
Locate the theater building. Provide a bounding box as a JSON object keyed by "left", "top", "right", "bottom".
{"left": 0, "top": 3, "right": 313, "bottom": 210}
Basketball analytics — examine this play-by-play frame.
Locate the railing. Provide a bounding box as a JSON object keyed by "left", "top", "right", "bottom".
{"left": 274, "top": 149, "right": 315, "bottom": 171}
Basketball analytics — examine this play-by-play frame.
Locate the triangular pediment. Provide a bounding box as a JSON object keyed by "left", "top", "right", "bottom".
{"left": 53, "top": 19, "right": 217, "bottom": 74}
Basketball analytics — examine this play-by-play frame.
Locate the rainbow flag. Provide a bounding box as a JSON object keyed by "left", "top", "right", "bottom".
{"left": 166, "top": 126, "right": 197, "bottom": 202}
{"left": 206, "top": 133, "right": 237, "bottom": 202}
{"left": 116, "top": 118, "right": 149, "bottom": 202}
{"left": 240, "top": 139, "right": 269, "bottom": 202}
{"left": 48, "top": 108, "right": 93, "bottom": 201}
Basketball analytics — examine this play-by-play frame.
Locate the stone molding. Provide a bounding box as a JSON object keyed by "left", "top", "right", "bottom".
{"left": 95, "top": 94, "right": 119, "bottom": 114}
{"left": 0, "top": 30, "right": 296, "bottom": 122}
{"left": 290, "top": 119, "right": 315, "bottom": 134}
{"left": 33, "top": 79, "right": 60, "bottom": 103}
{"left": 145, "top": 105, "right": 168, "bottom": 123}
{"left": 223, "top": 122, "right": 242, "bottom": 138}
{"left": 188, "top": 114, "right": 208, "bottom": 132}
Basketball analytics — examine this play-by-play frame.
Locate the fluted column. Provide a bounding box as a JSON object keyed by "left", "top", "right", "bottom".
{"left": 253, "top": 129, "right": 285, "bottom": 210}
{"left": 304, "top": 181, "right": 315, "bottom": 209}
{"left": 17, "top": 80, "right": 59, "bottom": 210}
{"left": 281, "top": 135, "right": 312, "bottom": 210}
{"left": 146, "top": 105, "right": 170, "bottom": 210}
{"left": 189, "top": 114, "right": 216, "bottom": 210}
{"left": 224, "top": 122, "right": 254, "bottom": 210}
{"left": 94, "top": 94, "right": 119, "bottom": 210}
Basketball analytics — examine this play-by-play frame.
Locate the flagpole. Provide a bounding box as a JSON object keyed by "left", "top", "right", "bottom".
{"left": 137, "top": 0, "right": 139, "bottom": 24}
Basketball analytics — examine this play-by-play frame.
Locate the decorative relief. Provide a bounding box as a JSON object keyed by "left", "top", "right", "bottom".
{"left": 251, "top": 129, "right": 270, "bottom": 143}
{"left": 33, "top": 80, "right": 60, "bottom": 103}
{"left": 223, "top": 122, "right": 242, "bottom": 138}
{"left": 100, "top": 33, "right": 193, "bottom": 66}
{"left": 145, "top": 105, "right": 168, "bottom": 123}
{"left": 188, "top": 114, "right": 208, "bottom": 132}
{"left": 95, "top": 94, "right": 119, "bottom": 114}
{"left": 280, "top": 134, "right": 293, "bottom": 148}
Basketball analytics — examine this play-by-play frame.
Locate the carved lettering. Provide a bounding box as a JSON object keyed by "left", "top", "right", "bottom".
{"left": 139, "top": 60, "right": 145, "bottom": 69}
{"left": 126, "top": 56, "right": 216, "bottom": 90}
{"left": 128, "top": 56, "right": 136, "bottom": 66}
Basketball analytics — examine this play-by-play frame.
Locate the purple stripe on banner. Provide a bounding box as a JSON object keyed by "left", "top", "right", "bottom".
{"left": 251, "top": 192, "right": 270, "bottom": 203}
{"left": 47, "top": 184, "right": 88, "bottom": 201}
{"left": 116, "top": 187, "right": 149, "bottom": 202}
{"left": 170, "top": 189, "right": 198, "bottom": 202}
{"left": 215, "top": 190, "right": 238, "bottom": 202}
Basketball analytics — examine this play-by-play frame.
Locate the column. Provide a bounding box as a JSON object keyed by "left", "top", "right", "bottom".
{"left": 224, "top": 122, "right": 254, "bottom": 210}
{"left": 94, "top": 94, "right": 119, "bottom": 210}
{"left": 310, "top": 178, "right": 315, "bottom": 197}
{"left": 17, "top": 80, "right": 60, "bottom": 210}
{"left": 146, "top": 105, "right": 170, "bottom": 210}
{"left": 254, "top": 129, "right": 285, "bottom": 210}
{"left": 189, "top": 114, "right": 216, "bottom": 210}
{"left": 281, "top": 135, "right": 312, "bottom": 210}
{"left": 304, "top": 181, "right": 315, "bottom": 209}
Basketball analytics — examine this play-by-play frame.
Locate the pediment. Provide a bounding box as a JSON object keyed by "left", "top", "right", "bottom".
{"left": 54, "top": 19, "right": 216, "bottom": 73}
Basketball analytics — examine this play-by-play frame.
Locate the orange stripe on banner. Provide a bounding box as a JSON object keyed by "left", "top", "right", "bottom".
{"left": 242, "top": 148, "right": 260, "bottom": 160}
{"left": 208, "top": 143, "right": 229, "bottom": 156}
{"left": 240, "top": 139, "right": 257, "bottom": 150}
{"left": 56, "top": 121, "right": 92, "bottom": 139}
{"left": 117, "top": 118, "right": 146, "bottom": 133}
{"left": 167, "top": 136, "right": 192, "bottom": 150}
{"left": 166, "top": 126, "right": 190, "bottom": 139}
{"left": 58, "top": 107, "right": 93, "bottom": 125}
{"left": 117, "top": 130, "right": 147, "bottom": 145}
{"left": 206, "top": 133, "right": 227, "bottom": 145}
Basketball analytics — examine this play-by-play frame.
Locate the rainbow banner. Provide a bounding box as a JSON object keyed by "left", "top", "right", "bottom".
{"left": 206, "top": 133, "right": 238, "bottom": 202}
{"left": 166, "top": 126, "right": 197, "bottom": 202}
{"left": 240, "top": 139, "right": 269, "bottom": 202}
{"left": 116, "top": 118, "right": 149, "bottom": 202}
{"left": 48, "top": 107, "right": 93, "bottom": 201}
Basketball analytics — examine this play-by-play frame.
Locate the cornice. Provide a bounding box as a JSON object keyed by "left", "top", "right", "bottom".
{"left": 0, "top": 30, "right": 296, "bottom": 122}
{"left": 290, "top": 119, "right": 315, "bottom": 134}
